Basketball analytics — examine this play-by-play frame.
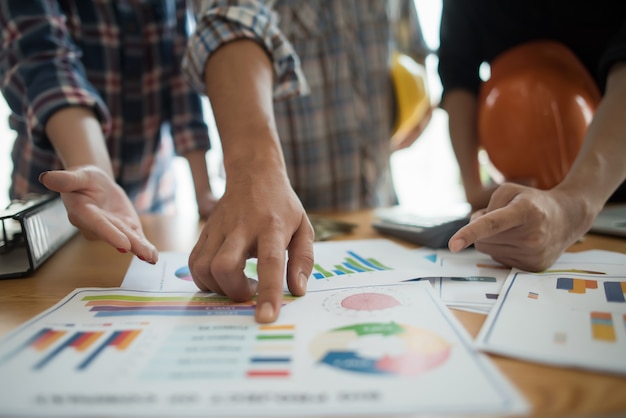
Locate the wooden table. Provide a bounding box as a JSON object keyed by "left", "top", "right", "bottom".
{"left": 1, "top": 210, "right": 625, "bottom": 416}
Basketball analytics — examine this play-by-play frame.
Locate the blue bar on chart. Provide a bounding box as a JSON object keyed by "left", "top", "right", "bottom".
{"left": 312, "top": 251, "right": 392, "bottom": 279}
{"left": 604, "top": 281, "right": 626, "bottom": 303}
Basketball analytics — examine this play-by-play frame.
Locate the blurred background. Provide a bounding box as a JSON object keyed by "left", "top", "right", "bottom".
{"left": 0, "top": 0, "right": 465, "bottom": 216}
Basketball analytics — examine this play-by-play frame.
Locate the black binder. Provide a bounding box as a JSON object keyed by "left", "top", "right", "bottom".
{"left": 0, "top": 194, "right": 77, "bottom": 279}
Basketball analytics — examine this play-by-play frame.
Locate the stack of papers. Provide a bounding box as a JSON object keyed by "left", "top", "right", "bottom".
{"left": 0, "top": 239, "right": 529, "bottom": 416}
{"left": 410, "top": 248, "right": 511, "bottom": 313}
{"left": 2, "top": 238, "right": 625, "bottom": 416}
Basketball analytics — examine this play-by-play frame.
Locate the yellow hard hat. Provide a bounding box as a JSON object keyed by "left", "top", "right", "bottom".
{"left": 390, "top": 52, "right": 431, "bottom": 150}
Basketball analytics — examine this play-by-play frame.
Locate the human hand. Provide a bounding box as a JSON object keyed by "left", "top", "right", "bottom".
{"left": 188, "top": 172, "right": 314, "bottom": 323}
{"left": 39, "top": 166, "right": 158, "bottom": 263}
{"left": 448, "top": 183, "right": 592, "bottom": 271}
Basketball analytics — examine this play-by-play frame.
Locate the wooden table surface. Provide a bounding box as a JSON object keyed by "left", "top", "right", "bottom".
{"left": 1, "top": 210, "right": 625, "bottom": 417}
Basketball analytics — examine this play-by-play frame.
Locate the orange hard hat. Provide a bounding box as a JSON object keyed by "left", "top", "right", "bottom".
{"left": 478, "top": 40, "right": 601, "bottom": 189}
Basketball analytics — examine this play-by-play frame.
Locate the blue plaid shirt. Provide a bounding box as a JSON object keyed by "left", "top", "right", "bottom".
{"left": 1, "top": 0, "right": 211, "bottom": 214}
{"left": 186, "top": 0, "right": 427, "bottom": 210}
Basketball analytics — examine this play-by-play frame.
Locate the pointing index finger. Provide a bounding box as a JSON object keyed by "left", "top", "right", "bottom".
{"left": 448, "top": 205, "right": 526, "bottom": 252}
{"left": 255, "top": 237, "right": 289, "bottom": 324}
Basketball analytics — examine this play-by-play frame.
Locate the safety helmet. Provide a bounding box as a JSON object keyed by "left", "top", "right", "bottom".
{"left": 391, "top": 52, "right": 431, "bottom": 150}
{"left": 478, "top": 40, "right": 601, "bottom": 189}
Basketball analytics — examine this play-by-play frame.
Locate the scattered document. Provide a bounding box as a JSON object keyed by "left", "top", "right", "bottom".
{"left": 122, "top": 240, "right": 511, "bottom": 314}
{"left": 0, "top": 283, "right": 527, "bottom": 417}
{"left": 122, "top": 239, "right": 441, "bottom": 292}
{"left": 476, "top": 251, "right": 626, "bottom": 375}
{"left": 410, "top": 248, "right": 511, "bottom": 313}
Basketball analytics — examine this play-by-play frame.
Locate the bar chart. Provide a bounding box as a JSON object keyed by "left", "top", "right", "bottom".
{"left": 0, "top": 327, "right": 142, "bottom": 371}
{"left": 80, "top": 294, "right": 297, "bottom": 317}
{"left": 312, "top": 250, "right": 392, "bottom": 279}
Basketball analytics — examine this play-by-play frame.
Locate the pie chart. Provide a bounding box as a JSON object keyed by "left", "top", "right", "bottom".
{"left": 310, "top": 322, "right": 450, "bottom": 376}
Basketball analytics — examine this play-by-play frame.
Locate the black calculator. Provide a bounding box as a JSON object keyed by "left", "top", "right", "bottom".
{"left": 371, "top": 206, "right": 470, "bottom": 249}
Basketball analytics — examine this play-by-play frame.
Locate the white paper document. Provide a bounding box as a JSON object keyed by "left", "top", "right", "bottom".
{"left": 121, "top": 240, "right": 507, "bottom": 313}
{"left": 476, "top": 251, "right": 626, "bottom": 375}
{"left": 122, "top": 239, "right": 441, "bottom": 292}
{"left": 0, "top": 283, "right": 527, "bottom": 417}
{"left": 408, "top": 248, "right": 511, "bottom": 313}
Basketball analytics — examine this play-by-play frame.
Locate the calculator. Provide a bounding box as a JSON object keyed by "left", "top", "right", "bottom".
{"left": 371, "top": 205, "right": 470, "bottom": 249}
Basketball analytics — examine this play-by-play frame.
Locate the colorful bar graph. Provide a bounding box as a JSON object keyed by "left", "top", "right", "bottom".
{"left": 31, "top": 328, "right": 68, "bottom": 351}
{"left": 247, "top": 324, "right": 294, "bottom": 378}
{"left": 604, "top": 281, "right": 626, "bottom": 303}
{"left": 0, "top": 328, "right": 68, "bottom": 365}
{"left": 312, "top": 251, "right": 392, "bottom": 279}
{"left": 590, "top": 312, "right": 616, "bottom": 342}
{"left": 34, "top": 331, "right": 105, "bottom": 370}
{"left": 71, "top": 331, "right": 105, "bottom": 352}
{"left": 556, "top": 277, "right": 598, "bottom": 294}
{"left": 77, "top": 330, "right": 141, "bottom": 370}
{"left": 81, "top": 295, "right": 297, "bottom": 317}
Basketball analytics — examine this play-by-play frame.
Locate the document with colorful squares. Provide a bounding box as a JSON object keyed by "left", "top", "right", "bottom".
{"left": 476, "top": 250, "right": 626, "bottom": 375}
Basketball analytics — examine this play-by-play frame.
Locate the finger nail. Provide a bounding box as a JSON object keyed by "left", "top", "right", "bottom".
{"left": 38, "top": 171, "right": 49, "bottom": 183}
{"left": 137, "top": 254, "right": 155, "bottom": 264}
{"left": 299, "top": 272, "right": 308, "bottom": 290}
{"left": 257, "top": 302, "right": 275, "bottom": 323}
{"left": 116, "top": 248, "right": 128, "bottom": 253}
{"left": 449, "top": 238, "right": 466, "bottom": 253}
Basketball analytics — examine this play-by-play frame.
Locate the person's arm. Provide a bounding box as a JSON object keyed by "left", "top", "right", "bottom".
{"left": 438, "top": 0, "right": 496, "bottom": 210}
{"left": 442, "top": 90, "right": 497, "bottom": 209}
{"left": 40, "top": 108, "right": 158, "bottom": 263}
{"left": 183, "top": 149, "right": 219, "bottom": 218}
{"left": 183, "top": 0, "right": 313, "bottom": 323}
{"left": 0, "top": 1, "right": 156, "bottom": 263}
{"left": 170, "top": 2, "right": 217, "bottom": 219}
{"left": 188, "top": 39, "right": 314, "bottom": 323}
{"left": 448, "top": 62, "right": 626, "bottom": 271}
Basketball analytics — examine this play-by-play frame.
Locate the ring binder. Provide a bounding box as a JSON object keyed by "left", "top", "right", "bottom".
{"left": 0, "top": 194, "right": 77, "bottom": 279}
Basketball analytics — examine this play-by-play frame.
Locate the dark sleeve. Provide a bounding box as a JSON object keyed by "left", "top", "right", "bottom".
{"left": 0, "top": 1, "right": 110, "bottom": 148}
{"left": 598, "top": 18, "right": 626, "bottom": 92}
{"left": 437, "top": 0, "right": 485, "bottom": 101}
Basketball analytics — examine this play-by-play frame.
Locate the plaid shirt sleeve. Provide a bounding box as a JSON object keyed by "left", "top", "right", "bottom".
{"left": 0, "top": 0, "right": 111, "bottom": 149}
{"left": 170, "top": 0, "right": 211, "bottom": 156}
{"left": 184, "top": 0, "right": 309, "bottom": 100}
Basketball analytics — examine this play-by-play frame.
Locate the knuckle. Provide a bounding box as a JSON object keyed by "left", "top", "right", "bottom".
{"left": 209, "top": 253, "right": 239, "bottom": 279}
{"left": 484, "top": 215, "right": 500, "bottom": 235}
{"left": 257, "top": 252, "right": 285, "bottom": 269}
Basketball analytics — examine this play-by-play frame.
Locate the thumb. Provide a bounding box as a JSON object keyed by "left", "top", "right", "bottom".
{"left": 39, "top": 169, "right": 88, "bottom": 193}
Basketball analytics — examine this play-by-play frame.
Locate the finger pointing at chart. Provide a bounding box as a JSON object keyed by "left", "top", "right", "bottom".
{"left": 448, "top": 183, "right": 585, "bottom": 272}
